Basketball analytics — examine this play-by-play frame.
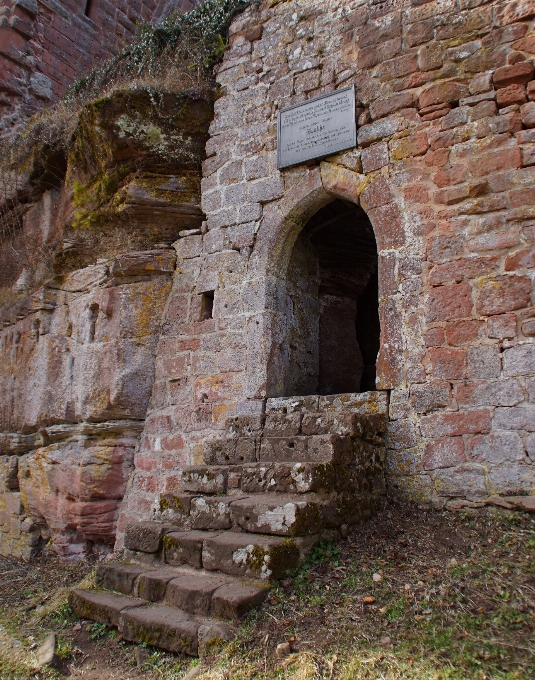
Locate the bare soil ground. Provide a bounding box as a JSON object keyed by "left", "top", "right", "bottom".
{"left": 0, "top": 499, "right": 534, "bottom": 679}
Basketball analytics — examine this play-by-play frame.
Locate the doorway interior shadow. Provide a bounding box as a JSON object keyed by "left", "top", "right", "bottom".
{"left": 281, "top": 198, "right": 380, "bottom": 397}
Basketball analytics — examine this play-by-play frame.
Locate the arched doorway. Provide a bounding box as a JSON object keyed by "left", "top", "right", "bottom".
{"left": 280, "top": 198, "right": 379, "bottom": 397}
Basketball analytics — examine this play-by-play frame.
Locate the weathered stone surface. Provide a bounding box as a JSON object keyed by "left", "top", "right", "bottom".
{"left": 180, "top": 466, "right": 229, "bottom": 494}
{"left": 69, "top": 589, "right": 146, "bottom": 627}
{"left": 164, "top": 530, "right": 215, "bottom": 569}
{"left": 124, "top": 522, "right": 173, "bottom": 554}
{"left": 259, "top": 435, "right": 353, "bottom": 464}
{"left": 190, "top": 496, "right": 244, "bottom": 531}
{"left": 137, "top": 569, "right": 180, "bottom": 602}
{"left": 121, "top": 605, "right": 199, "bottom": 655}
{"left": 211, "top": 581, "right": 269, "bottom": 619}
{"left": 96, "top": 562, "right": 149, "bottom": 595}
{"left": 165, "top": 573, "right": 230, "bottom": 615}
{"left": 240, "top": 461, "right": 336, "bottom": 494}
{"left": 229, "top": 495, "right": 322, "bottom": 536}
{"left": 202, "top": 532, "right": 300, "bottom": 579}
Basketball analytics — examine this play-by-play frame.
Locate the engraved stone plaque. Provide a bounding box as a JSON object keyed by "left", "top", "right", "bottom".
{"left": 277, "top": 86, "right": 357, "bottom": 169}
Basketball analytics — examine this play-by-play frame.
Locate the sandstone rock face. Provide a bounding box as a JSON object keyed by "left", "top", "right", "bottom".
{"left": 0, "top": 252, "right": 174, "bottom": 558}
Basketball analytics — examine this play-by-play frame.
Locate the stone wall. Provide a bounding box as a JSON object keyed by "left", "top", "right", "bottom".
{"left": 0, "top": 0, "right": 200, "bottom": 132}
{"left": 117, "top": 0, "right": 535, "bottom": 541}
{"left": 3, "top": 0, "right": 535, "bottom": 559}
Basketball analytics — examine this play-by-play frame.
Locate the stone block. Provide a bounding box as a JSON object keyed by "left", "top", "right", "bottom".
{"left": 433, "top": 464, "right": 487, "bottom": 497}
{"left": 361, "top": 143, "right": 389, "bottom": 172}
{"left": 493, "top": 62, "right": 534, "bottom": 88}
{"left": 181, "top": 466, "right": 228, "bottom": 494}
{"left": 370, "top": 92, "right": 414, "bottom": 120}
{"left": 419, "top": 82, "right": 470, "bottom": 109}
{"left": 137, "top": 569, "right": 179, "bottom": 602}
{"left": 496, "top": 84, "right": 527, "bottom": 107}
{"left": 240, "top": 461, "right": 336, "bottom": 494}
{"left": 429, "top": 348, "right": 467, "bottom": 380}
{"left": 165, "top": 573, "right": 230, "bottom": 616}
{"left": 164, "top": 530, "right": 214, "bottom": 569}
{"left": 157, "top": 494, "right": 194, "bottom": 528}
{"left": 203, "top": 438, "right": 257, "bottom": 466}
{"left": 121, "top": 605, "right": 199, "bottom": 656}
{"left": 259, "top": 435, "right": 352, "bottom": 464}
{"left": 229, "top": 495, "right": 322, "bottom": 536}
{"left": 263, "top": 413, "right": 302, "bottom": 437}
{"left": 493, "top": 406, "right": 535, "bottom": 431}
{"left": 202, "top": 531, "right": 300, "bottom": 579}
{"left": 190, "top": 496, "right": 242, "bottom": 531}
{"left": 423, "top": 438, "right": 466, "bottom": 470}
{"left": 301, "top": 412, "right": 363, "bottom": 437}
{"left": 425, "top": 283, "right": 473, "bottom": 323}
{"left": 96, "top": 562, "right": 149, "bottom": 595}
{"left": 211, "top": 581, "right": 269, "bottom": 619}
{"left": 488, "top": 314, "right": 517, "bottom": 339}
{"left": 521, "top": 101, "right": 535, "bottom": 128}
{"left": 420, "top": 409, "right": 492, "bottom": 438}
{"left": 124, "top": 522, "right": 173, "bottom": 553}
{"left": 390, "top": 132, "right": 429, "bottom": 161}
{"left": 476, "top": 276, "right": 531, "bottom": 316}
{"left": 455, "top": 379, "right": 523, "bottom": 407}
{"left": 446, "top": 320, "right": 485, "bottom": 346}
{"left": 69, "top": 589, "right": 145, "bottom": 628}
{"left": 406, "top": 20, "right": 434, "bottom": 47}
{"left": 469, "top": 432, "right": 525, "bottom": 464}
{"left": 503, "top": 344, "right": 535, "bottom": 376}
{"left": 409, "top": 382, "right": 451, "bottom": 413}
{"left": 487, "top": 463, "right": 535, "bottom": 495}
{"left": 467, "top": 345, "right": 501, "bottom": 379}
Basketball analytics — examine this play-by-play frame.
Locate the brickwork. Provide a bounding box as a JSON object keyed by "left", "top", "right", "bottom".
{"left": 117, "top": 0, "right": 535, "bottom": 537}
{"left": 0, "top": 0, "right": 200, "bottom": 132}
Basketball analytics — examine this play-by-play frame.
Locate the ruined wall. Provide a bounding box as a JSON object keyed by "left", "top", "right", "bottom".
{"left": 0, "top": 0, "right": 201, "bottom": 132}
{"left": 117, "top": 0, "right": 535, "bottom": 542}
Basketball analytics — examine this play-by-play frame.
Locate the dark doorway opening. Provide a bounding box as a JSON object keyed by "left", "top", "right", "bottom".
{"left": 283, "top": 199, "right": 379, "bottom": 396}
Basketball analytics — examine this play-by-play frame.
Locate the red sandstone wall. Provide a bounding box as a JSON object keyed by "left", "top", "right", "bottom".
{"left": 0, "top": 0, "right": 200, "bottom": 132}
{"left": 116, "top": 0, "right": 535, "bottom": 538}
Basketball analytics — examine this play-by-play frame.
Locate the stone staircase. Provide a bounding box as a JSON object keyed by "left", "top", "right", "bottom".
{"left": 70, "top": 393, "right": 387, "bottom": 656}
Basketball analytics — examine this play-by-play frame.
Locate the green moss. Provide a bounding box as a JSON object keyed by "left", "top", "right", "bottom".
{"left": 159, "top": 495, "right": 186, "bottom": 513}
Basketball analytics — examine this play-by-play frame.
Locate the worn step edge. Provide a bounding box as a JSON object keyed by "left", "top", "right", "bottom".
{"left": 96, "top": 561, "right": 270, "bottom": 619}
{"left": 69, "top": 589, "right": 235, "bottom": 656}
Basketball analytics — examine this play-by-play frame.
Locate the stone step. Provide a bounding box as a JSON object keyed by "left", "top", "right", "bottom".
{"left": 123, "top": 524, "right": 306, "bottom": 579}
{"left": 155, "top": 491, "right": 324, "bottom": 535}
{"left": 265, "top": 391, "right": 388, "bottom": 416}
{"left": 229, "top": 494, "right": 323, "bottom": 536}
{"left": 201, "top": 531, "right": 301, "bottom": 580}
{"left": 203, "top": 433, "right": 355, "bottom": 467}
{"left": 258, "top": 434, "right": 354, "bottom": 464}
{"left": 178, "top": 459, "right": 342, "bottom": 496}
{"left": 69, "top": 588, "right": 233, "bottom": 656}
{"left": 96, "top": 562, "right": 269, "bottom": 619}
